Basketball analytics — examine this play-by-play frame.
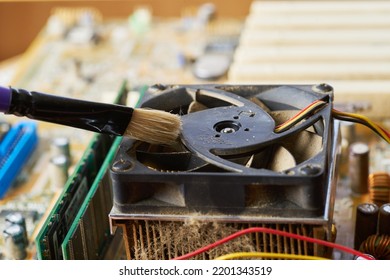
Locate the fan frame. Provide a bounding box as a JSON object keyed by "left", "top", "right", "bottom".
{"left": 110, "top": 84, "right": 340, "bottom": 224}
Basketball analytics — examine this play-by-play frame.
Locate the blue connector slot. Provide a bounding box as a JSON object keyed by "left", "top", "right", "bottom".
{"left": 0, "top": 121, "right": 38, "bottom": 198}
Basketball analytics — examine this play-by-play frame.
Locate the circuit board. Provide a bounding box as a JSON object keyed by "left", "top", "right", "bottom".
{"left": 1, "top": 3, "right": 390, "bottom": 261}
{"left": 0, "top": 6, "right": 242, "bottom": 260}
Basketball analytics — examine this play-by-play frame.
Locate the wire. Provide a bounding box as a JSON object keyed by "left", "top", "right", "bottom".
{"left": 272, "top": 96, "right": 390, "bottom": 144}
{"left": 172, "top": 227, "right": 373, "bottom": 260}
{"left": 274, "top": 100, "right": 327, "bottom": 133}
{"left": 215, "top": 252, "right": 329, "bottom": 260}
{"left": 332, "top": 109, "right": 390, "bottom": 143}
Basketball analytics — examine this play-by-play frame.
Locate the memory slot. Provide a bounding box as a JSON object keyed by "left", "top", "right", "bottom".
{"left": 35, "top": 81, "right": 128, "bottom": 260}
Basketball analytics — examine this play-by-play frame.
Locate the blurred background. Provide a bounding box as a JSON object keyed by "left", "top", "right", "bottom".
{"left": 0, "top": 0, "right": 252, "bottom": 61}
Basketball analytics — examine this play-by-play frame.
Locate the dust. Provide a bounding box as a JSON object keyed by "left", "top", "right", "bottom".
{"left": 130, "top": 220, "right": 257, "bottom": 260}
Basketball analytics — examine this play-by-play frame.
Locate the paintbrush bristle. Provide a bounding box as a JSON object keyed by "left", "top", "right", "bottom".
{"left": 124, "top": 108, "right": 182, "bottom": 145}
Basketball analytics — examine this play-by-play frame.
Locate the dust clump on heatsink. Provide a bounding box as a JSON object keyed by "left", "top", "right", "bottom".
{"left": 130, "top": 220, "right": 256, "bottom": 260}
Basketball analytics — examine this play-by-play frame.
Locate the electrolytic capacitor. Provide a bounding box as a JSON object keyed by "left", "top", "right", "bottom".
{"left": 51, "top": 137, "right": 71, "bottom": 165}
{"left": 5, "top": 212, "right": 28, "bottom": 246}
{"left": 50, "top": 154, "right": 69, "bottom": 190}
{"left": 349, "top": 142, "right": 370, "bottom": 194}
{"left": 3, "top": 224, "right": 27, "bottom": 260}
{"left": 354, "top": 203, "right": 379, "bottom": 250}
{"left": 354, "top": 254, "right": 375, "bottom": 260}
{"left": 378, "top": 203, "right": 390, "bottom": 235}
{"left": 340, "top": 121, "right": 356, "bottom": 145}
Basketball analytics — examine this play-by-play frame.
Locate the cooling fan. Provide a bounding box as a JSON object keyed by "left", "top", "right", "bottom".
{"left": 110, "top": 84, "right": 339, "bottom": 222}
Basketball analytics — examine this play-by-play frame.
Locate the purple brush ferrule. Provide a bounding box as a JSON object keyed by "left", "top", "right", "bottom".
{"left": 0, "top": 86, "right": 12, "bottom": 113}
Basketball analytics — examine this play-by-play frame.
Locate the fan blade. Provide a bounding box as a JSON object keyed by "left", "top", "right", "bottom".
{"left": 136, "top": 150, "right": 192, "bottom": 171}
{"left": 248, "top": 144, "right": 296, "bottom": 171}
{"left": 188, "top": 101, "right": 208, "bottom": 113}
{"left": 281, "top": 129, "right": 323, "bottom": 164}
{"left": 268, "top": 146, "right": 296, "bottom": 172}
{"left": 136, "top": 150, "right": 211, "bottom": 172}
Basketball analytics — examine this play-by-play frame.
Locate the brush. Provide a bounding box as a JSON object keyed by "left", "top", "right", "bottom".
{"left": 0, "top": 86, "right": 182, "bottom": 145}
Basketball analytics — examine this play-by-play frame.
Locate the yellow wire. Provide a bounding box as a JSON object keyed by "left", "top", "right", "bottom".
{"left": 215, "top": 252, "right": 329, "bottom": 260}
{"left": 273, "top": 98, "right": 390, "bottom": 144}
{"left": 332, "top": 109, "right": 390, "bottom": 143}
{"left": 271, "top": 96, "right": 390, "bottom": 145}
{"left": 274, "top": 100, "right": 327, "bottom": 133}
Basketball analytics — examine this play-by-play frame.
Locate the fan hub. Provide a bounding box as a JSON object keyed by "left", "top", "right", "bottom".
{"left": 215, "top": 121, "right": 240, "bottom": 134}
{"left": 181, "top": 105, "right": 275, "bottom": 157}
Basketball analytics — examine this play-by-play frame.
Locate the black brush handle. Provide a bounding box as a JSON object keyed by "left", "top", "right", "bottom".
{"left": 0, "top": 86, "right": 133, "bottom": 136}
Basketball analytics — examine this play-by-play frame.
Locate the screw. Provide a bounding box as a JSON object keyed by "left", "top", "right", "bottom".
{"left": 299, "top": 165, "right": 321, "bottom": 175}
{"left": 112, "top": 159, "right": 133, "bottom": 172}
{"left": 313, "top": 83, "right": 333, "bottom": 94}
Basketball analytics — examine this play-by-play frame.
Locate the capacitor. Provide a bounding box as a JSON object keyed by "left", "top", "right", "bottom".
{"left": 354, "top": 203, "right": 379, "bottom": 250}
{"left": 378, "top": 203, "right": 390, "bottom": 235}
{"left": 197, "top": 3, "right": 216, "bottom": 24}
{"left": 51, "top": 137, "right": 71, "bottom": 166}
{"left": 50, "top": 154, "right": 69, "bottom": 190}
{"left": 349, "top": 142, "right": 370, "bottom": 194}
{"left": 5, "top": 212, "right": 28, "bottom": 246}
{"left": 3, "top": 224, "right": 27, "bottom": 260}
{"left": 340, "top": 121, "right": 356, "bottom": 145}
{"left": 354, "top": 254, "right": 375, "bottom": 260}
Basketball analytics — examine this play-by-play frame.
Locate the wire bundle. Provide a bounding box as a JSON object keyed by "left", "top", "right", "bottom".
{"left": 274, "top": 100, "right": 327, "bottom": 133}
{"left": 273, "top": 98, "right": 390, "bottom": 144}
{"left": 172, "top": 227, "right": 373, "bottom": 260}
{"left": 332, "top": 109, "right": 390, "bottom": 143}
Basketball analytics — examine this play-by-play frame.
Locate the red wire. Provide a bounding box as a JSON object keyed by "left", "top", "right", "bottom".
{"left": 274, "top": 100, "right": 326, "bottom": 130}
{"left": 377, "top": 123, "right": 390, "bottom": 138}
{"left": 172, "top": 227, "right": 373, "bottom": 260}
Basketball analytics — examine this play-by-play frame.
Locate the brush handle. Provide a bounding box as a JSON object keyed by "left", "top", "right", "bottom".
{"left": 0, "top": 86, "right": 133, "bottom": 136}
